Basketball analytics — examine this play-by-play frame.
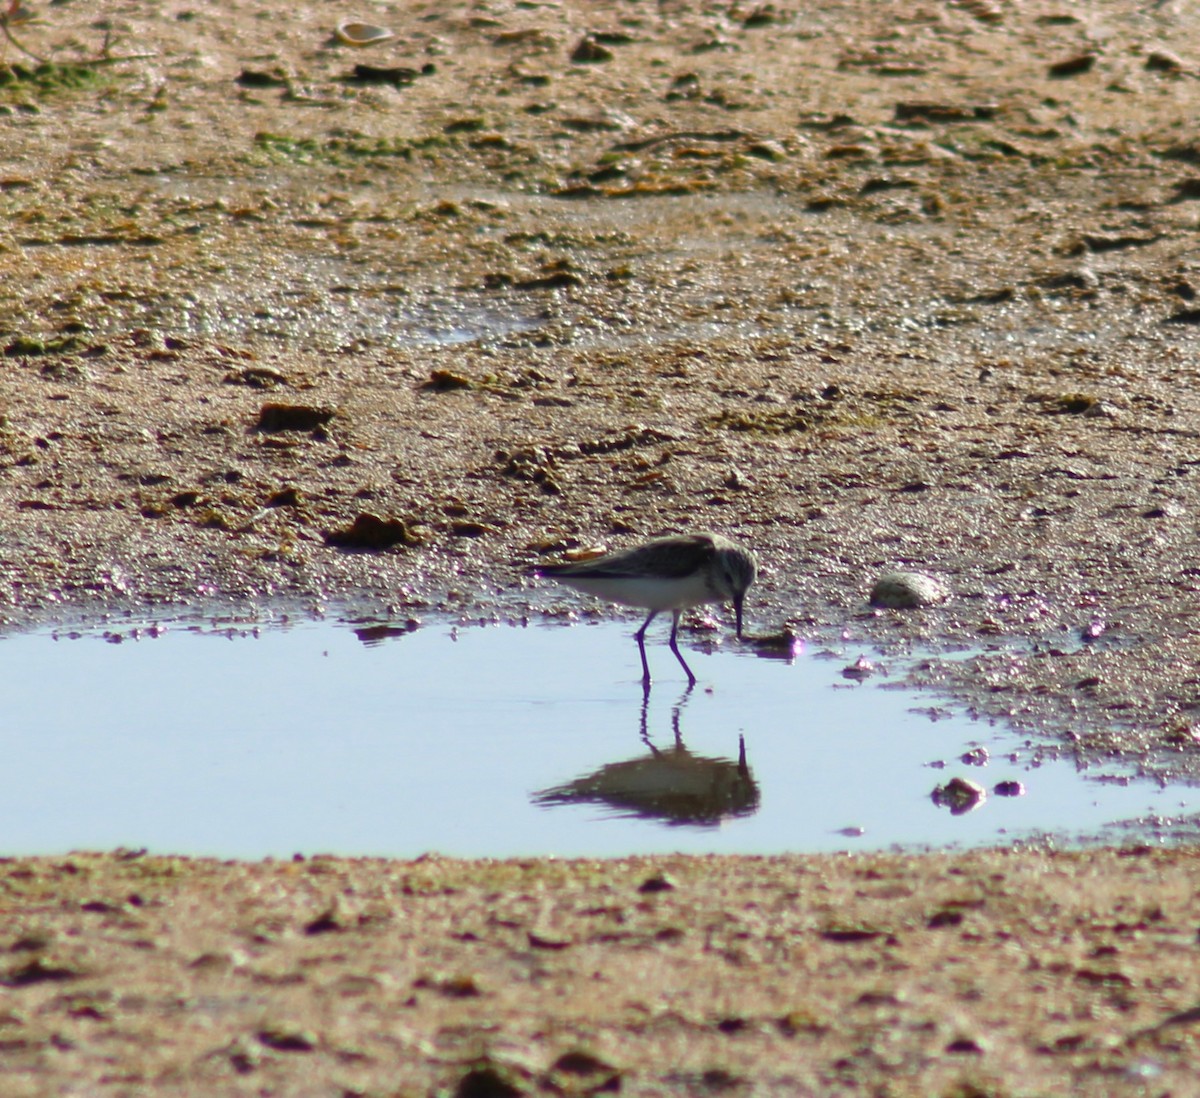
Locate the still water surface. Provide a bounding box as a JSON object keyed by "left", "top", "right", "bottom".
{"left": 0, "top": 619, "right": 1189, "bottom": 859}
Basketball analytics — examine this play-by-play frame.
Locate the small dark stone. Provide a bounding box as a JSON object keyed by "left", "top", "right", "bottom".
{"left": 571, "top": 36, "right": 613, "bottom": 63}
{"left": 820, "top": 925, "right": 883, "bottom": 942}
{"left": 304, "top": 907, "right": 348, "bottom": 935}
{"left": 513, "top": 271, "right": 582, "bottom": 291}
{"left": 256, "top": 1027, "right": 317, "bottom": 1052}
{"left": 696, "top": 1069, "right": 744, "bottom": 1092}
{"left": 591, "top": 30, "right": 635, "bottom": 46}
{"left": 420, "top": 369, "right": 473, "bottom": 391}
{"left": 945, "top": 1036, "right": 984, "bottom": 1054}
{"left": 444, "top": 117, "right": 485, "bottom": 134}
{"left": 2, "top": 956, "right": 85, "bottom": 987}
{"left": 236, "top": 69, "right": 289, "bottom": 88}
{"left": 894, "top": 101, "right": 996, "bottom": 123}
{"left": 1048, "top": 53, "right": 1097, "bottom": 78}
{"left": 266, "top": 487, "right": 302, "bottom": 508}
{"left": 225, "top": 366, "right": 288, "bottom": 389}
{"left": 324, "top": 513, "right": 420, "bottom": 551}
{"left": 638, "top": 873, "right": 676, "bottom": 894}
{"left": 450, "top": 521, "right": 492, "bottom": 538}
{"left": 551, "top": 1050, "right": 616, "bottom": 1076}
{"left": 255, "top": 403, "right": 336, "bottom": 433}
{"left": 527, "top": 930, "right": 571, "bottom": 950}
{"left": 344, "top": 63, "right": 422, "bottom": 86}
{"left": 454, "top": 1064, "right": 527, "bottom": 1098}
{"left": 741, "top": 5, "right": 779, "bottom": 28}
{"left": 414, "top": 973, "right": 484, "bottom": 998}
{"left": 1145, "top": 50, "right": 1183, "bottom": 73}
{"left": 859, "top": 176, "right": 917, "bottom": 196}
{"left": 1170, "top": 179, "right": 1200, "bottom": 202}
{"left": 931, "top": 776, "right": 986, "bottom": 815}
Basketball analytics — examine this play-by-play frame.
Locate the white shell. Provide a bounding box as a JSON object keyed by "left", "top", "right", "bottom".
{"left": 334, "top": 21, "right": 396, "bottom": 47}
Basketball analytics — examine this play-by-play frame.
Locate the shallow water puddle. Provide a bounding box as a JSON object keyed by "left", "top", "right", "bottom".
{"left": 0, "top": 620, "right": 1190, "bottom": 859}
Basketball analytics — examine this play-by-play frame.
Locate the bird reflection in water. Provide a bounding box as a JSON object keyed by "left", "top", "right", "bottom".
{"left": 532, "top": 691, "right": 760, "bottom": 827}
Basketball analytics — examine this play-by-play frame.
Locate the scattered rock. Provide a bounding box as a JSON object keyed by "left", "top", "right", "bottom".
{"left": 266, "top": 487, "right": 302, "bottom": 508}
{"left": 571, "top": 36, "right": 613, "bottom": 64}
{"left": 869, "top": 572, "right": 948, "bottom": 609}
{"left": 343, "top": 63, "right": 433, "bottom": 86}
{"left": 236, "top": 69, "right": 289, "bottom": 88}
{"left": 527, "top": 929, "right": 572, "bottom": 950}
{"left": 958, "top": 0, "right": 1003, "bottom": 23}
{"left": 324, "top": 514, "right": 421, "bottom": 550}
{"left": 454, "top": 1062, "right": 529, "bottom": 1098}
{"left": 1170, "top": 178, "right": 1200, "bottom": 202}
{"left": 1145, "top": 49, "right": 1184, "bottom": 73}
{"left": 255, "top": 403, "right": 335, "bottom": 433}
{"left": 257, "top": 1026, "right": 317, "bottom": 1052}
{"left": 638, "top": 872, "right": 676, "bottom": 894}
{"left": 746, "top": 139, "right": 786, "bottom": 161}
{"left": 842, "top": 656, "right": 877, "bottom": 681}
{"left": 2, "top": 956, "right": 87, "bottom": 987}
{"left": 304, "top": 904, "right": 352, "bottom": 935}
{"left": 745, "top": 628, "right": 800, "bottom": 660}
{"left": 5, "top": 335, "right": 79, "bottom": 357}
{"left": 1048, "top": 53, "right": 1097, "bottom": 78}
{"left": 420, "top": 369, "right": 473, "bottom": 391}
{"left": 352, "top": 621, "right": 421, "bottom": 646}
{"left": 414, "top": 972, "right": 485, "bottom": 998}
{"left": 225, "top": 366, "right": 288, "bottom": 389}
{"left": 945, "top": 1034, "right": 985, "bottom": 1055}
{"left": 546, "top": 1050, "right": 620, "bottom": 1093}
{"left": 1025, "top": 391, "right": 1099, "bottom": 415}
{"left": 450, "top": 521, "right": 493, "bottom": 537}
{"left": 820, "top": 924, "right": 885, "bottom": 943}
{"left": 932, "top": 777, "right": 987, "bottom": 815}
{"left": 893, "top": 102, "right": 996, "bottom": 124}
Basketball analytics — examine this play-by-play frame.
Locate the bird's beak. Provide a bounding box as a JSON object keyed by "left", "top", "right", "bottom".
{"left": 734, "top": 596, "right": 745, "bottom": 639}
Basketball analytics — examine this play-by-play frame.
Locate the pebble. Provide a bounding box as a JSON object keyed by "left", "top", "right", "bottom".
{"left": 869, "top": 572, "right": 949, "bottom": 609}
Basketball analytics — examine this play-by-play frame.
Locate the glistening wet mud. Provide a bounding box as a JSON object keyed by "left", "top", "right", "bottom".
{"left": 2, "top": 617, "right": 1194, "bottom": 860}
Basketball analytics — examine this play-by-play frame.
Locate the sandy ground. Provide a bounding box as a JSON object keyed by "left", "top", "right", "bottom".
{"left": 5, "top": 848, "right": 1200, "bottom": 1097}
{"left": 3, "top": 0, "right": 1200, "bottom": 1092}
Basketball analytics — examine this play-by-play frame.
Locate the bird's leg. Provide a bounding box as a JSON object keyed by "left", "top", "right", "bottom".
{"left": 634, "top": 610, "right": 657, "bottom": 688}
{"left": 667, "top": 609, "right": 698, "bottom": 686}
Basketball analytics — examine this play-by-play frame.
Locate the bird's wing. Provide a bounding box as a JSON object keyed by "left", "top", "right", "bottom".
{"left": 541, "top": 535, "right": 714, "bottom": 580}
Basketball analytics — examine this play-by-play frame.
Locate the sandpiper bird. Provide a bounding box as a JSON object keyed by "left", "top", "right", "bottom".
{"left": 537, "top": 532, "right": 758, "bottom": 688}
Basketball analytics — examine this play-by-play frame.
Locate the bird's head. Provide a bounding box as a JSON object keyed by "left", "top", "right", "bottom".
{"left": 713, "top": 544, "right": 757, "bottom": 639}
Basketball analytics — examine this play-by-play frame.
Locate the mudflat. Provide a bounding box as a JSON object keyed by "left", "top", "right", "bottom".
{"left": 2, "top": 1, "right": 1200, "bottom": 1092}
